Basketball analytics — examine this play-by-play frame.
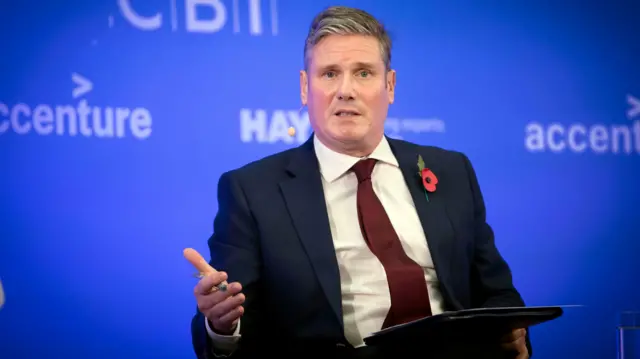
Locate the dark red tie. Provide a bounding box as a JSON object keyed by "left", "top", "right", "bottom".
{"left": 351, "top": 158, "right": 432, "bottom": 328}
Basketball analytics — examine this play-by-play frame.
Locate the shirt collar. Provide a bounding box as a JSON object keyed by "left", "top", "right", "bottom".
{"left": 313, "top": 135, "right": 399, "bottom": 183}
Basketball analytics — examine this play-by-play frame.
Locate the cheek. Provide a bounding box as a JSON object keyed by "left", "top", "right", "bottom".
{"left": 308, "top": 88, "right": 333, "bottom": 115}
{"left": 363, "top": 91, "right": 389, "bottom": 115}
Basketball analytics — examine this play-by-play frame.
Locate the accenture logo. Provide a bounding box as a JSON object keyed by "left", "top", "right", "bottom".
{"left": 0, "top": 73, "right": 153, "bottom": 140}
{"left": 525, "top": 94, "right": 640, "bottom": 155}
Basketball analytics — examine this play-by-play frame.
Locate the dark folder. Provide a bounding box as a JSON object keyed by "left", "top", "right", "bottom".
{"left": 363, "top": 305, "right": 566, "bottom": 350}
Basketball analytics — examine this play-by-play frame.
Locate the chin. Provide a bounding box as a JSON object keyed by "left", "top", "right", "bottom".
{"left": 332, "top": 120, "right": 369, "bottom": 136}
{"left": 334, "top": 126, "right": 369, "bottom": 141}
{"left": 330, "top": 135, "right": 374, "bottom": 152}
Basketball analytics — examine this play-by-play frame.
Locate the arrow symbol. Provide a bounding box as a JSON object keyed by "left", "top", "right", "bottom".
{"left": 627, "top": 94, "right": 640, "bottom": 119}
{"left": 72, "top": 72, "right": 93, "bottom": 99}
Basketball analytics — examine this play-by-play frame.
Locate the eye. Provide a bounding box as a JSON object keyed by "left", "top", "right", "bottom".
{"left": 358, "top": 70, "right": 371, "bottom": 78}
{"left": 323, "top": 71, "right": 336, "bottom": 79}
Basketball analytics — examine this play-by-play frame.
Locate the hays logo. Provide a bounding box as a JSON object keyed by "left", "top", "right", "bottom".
{"left": 238, "top": 110, "right": 446, "bottom": 145}
{"left": 113, "top": 0, "right": 278, "bottom": 35}
{"left": 0, "top": 73, "right": 153, "bottom": 140}
{"left": 240, "top": 109, "right": 309, "bottom": 144}
{"left": 525, "top": 94, "right": 640, "bottom": 155}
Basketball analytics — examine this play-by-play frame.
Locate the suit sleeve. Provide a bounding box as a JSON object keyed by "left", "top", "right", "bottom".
{"left": 459, "top": 153, "right": 533, "bottom": 356}
{"left": 191, "top": 170, "right": 263, "bottom": 359}
{"left": 458, "top": 152, "right": 524, "bottom": 307}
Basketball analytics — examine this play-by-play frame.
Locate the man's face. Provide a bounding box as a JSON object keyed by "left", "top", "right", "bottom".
{"left": 300, "top": 35, "right": 395, "bottom": 155}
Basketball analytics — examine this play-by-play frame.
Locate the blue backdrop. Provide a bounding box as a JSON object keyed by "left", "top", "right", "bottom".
{"left": 1, "top": 1, "right": 639, "bottom": 358}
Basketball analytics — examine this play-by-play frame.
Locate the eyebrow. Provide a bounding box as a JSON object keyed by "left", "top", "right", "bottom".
{"left": 316, "top": 61, "right": 378, "bottom": 72}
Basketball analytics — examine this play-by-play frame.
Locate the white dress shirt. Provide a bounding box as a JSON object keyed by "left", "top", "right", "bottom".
{"left": 207, "top": 136, "right": 444, "bottom": 351}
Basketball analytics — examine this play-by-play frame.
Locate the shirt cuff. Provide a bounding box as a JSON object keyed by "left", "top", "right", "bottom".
{"left": 205, "top": 318, "right": 241, "bottom": 355}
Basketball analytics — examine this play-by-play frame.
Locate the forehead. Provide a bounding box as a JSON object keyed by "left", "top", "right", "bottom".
{"left": 309, "top": 35, "right": 384, "bottom": 69}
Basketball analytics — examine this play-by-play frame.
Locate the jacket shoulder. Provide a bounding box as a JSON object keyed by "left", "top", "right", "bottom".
{"left": 219, "top": 146, "right": 299, "bottom": 181}
{"left": 389, "top": 137, "right": 469, "bottom": 164}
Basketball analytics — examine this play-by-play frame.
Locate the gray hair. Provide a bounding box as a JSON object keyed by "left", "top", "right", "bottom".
{"left": 303, "top": 6, "right": 392, "bottom": 71}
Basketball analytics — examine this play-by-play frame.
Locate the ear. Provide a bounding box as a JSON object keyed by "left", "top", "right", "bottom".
{"left": 300, "top": 70, "right": 308, "bottom": 105}
{"left": 386, "top": 69, "right": 396, "bottom": 104}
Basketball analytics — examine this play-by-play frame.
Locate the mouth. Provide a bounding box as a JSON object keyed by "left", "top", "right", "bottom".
{"left": 334, "top": 110, "right": 361, "bottom": 117}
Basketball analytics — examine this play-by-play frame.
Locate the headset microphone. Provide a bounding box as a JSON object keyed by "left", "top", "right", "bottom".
{"left": 0, "top": 278, "right": 5, "bottom": 309}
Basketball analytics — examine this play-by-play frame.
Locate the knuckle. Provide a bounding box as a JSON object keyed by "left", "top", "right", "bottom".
{"left": 208, "top": 305, "right": 223, "bottom": 319}
{"left": 197, "top": 300, "right": 209, "bottom": 313}
{"left": 220, "top": 315, "right": 234, "bottom": 325}
{"left": 195, "top": 278, "right": 212, "bottom": 294}
{"left": 223, "top": 308, "right": 240, "bottom": 322}
{"left": 221, "top": 305, "right": 237, "bottom": 318}
{"left": 209, "top": 275, "right": 220, "bottom": 285}
{"left": 200, "top": 295, "right": 219, "bottom": 312}
{"left": 213, "top": 292, "right": 228, "bottom": 304}
{"left": 214, "top": 299, "right": 232, "bottom": 316}
{"left": 206, "top": 308, "right": 221, "bottom": 322}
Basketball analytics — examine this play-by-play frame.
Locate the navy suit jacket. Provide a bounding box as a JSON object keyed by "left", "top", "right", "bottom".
{"left": 191, "top": 135, "right": 529, "bottom": 358}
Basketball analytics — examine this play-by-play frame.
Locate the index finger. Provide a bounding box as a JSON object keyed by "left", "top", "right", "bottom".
{"left": 183, "top": 248, "right": 216, "bottom": 275}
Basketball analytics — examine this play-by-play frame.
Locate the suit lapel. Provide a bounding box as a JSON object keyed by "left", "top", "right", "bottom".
{"left": 388, "top": 137, "right": 461, "bottom": 310}
{"left": 279, "top": 137, "right": 344, "bottom": 327}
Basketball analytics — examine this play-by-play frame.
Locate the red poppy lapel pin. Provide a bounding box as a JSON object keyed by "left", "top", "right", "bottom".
{"left": 417, "top": 154, "right": 438, "bottom": 201}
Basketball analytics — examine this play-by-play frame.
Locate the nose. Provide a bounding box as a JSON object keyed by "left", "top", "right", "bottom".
{"left": 336, "top": 75, "right": 355, "bottom": 101}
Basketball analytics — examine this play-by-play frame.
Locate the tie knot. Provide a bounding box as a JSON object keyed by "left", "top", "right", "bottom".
{"left": 351, "top": 158, "right": 377, "bottom": 183}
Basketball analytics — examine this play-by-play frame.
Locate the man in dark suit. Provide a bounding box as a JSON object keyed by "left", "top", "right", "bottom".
{"left": 190, "top": 5, "right": 530, "bottom": 359}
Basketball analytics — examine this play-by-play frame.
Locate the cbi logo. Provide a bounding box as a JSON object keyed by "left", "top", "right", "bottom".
{"left": 115, "top": 0, "right": 279, "bottom": 35}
